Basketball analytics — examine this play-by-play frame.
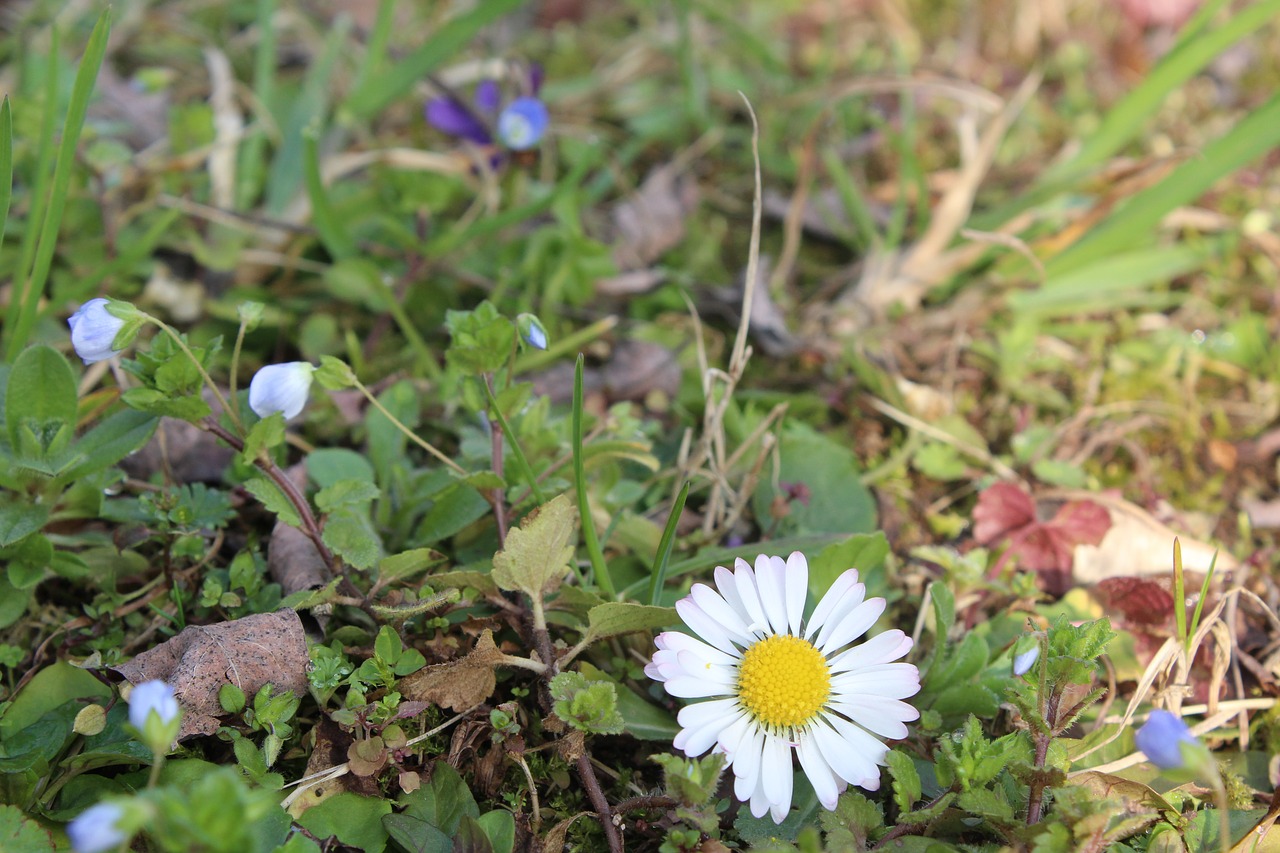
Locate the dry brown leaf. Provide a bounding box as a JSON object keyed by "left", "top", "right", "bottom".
{"left": 531, "top": 340, "right": 680, "bottom": 406}
{"left": 112, "top": 609, "right": 310, "bottom": 739}
{"left": 1064, "top": 491, "right": 1237, "bottom": 585}
{"left": 399, "top": 630, "right": 504, "bottom": 712}
{"left": 269, "top": 465, "right": 331, "bottom": 595}
{"left": 120, "top": 416, "right": 234, "bottom": 484}
{"left": 610, "top": 164, "right": 700, "bottom": 270}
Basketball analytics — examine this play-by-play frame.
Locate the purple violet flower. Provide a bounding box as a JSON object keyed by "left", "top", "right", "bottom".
{"left": 425, "top": 65, "right": 547, "bottom": 153}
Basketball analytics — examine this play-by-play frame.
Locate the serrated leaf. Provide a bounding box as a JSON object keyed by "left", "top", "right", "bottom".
{"left": 583, "top": 602, "right": 676, "bottom": 644}
{"left": 280, "top": 578, "right": 343, "bottom": 610}
{"left": 316, "top": 480, "right": 381, "bottom": 512}
{"left": 491, "top": 495, "right": 576, "bottom": 600}
{"left": 377, "top": 549, "right": 445, "bottom": 585}
{"left": 322, "top": 509, "right": 382, "bottom": 570}
{"left": 243, "top": 476, "right": 301, "bottom": 527}
{"left": 886, "top": 749, "right": 921, "bottom": 813}
{"left": 242, "top": 412, "right": 286, "bottom": 460}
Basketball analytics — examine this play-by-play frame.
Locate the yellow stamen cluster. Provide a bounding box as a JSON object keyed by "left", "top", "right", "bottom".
{"left": 737, "top": 633, "right": 831, "bottom": 729}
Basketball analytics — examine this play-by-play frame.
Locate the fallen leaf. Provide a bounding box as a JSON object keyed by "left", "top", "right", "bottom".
{"left": 112, "top": 609, "right": 310, "bottom": 739}
{"left": 268, "top": 464, "right": 332, "bottom": 596}
{"left": 610, "top": 164, "right": 700, "bottom": 270}
{"left": 399, "top": 630, "right": 504, "bottom": 712}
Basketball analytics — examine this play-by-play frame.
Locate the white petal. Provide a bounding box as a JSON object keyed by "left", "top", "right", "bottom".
{"left": 675, "top": 598, "right": 740, "bottom": 655}
{"left": 731, "top": 558, "right": 771, "bottom": 635}
{"left": 675, "top": 699, "right": 741, "bottom": 756}
{"left": 827, "top": 695, "right": 919, "bottom": 739}
{"left": 760, "top": 734, "right": 794, "bottom": 820}
{"left": 784, "top": 552, "right": 808, "bottom": 636}
{"left": 714, "top": 565, "right": 751, "bottom": 627}
{"left": 754, "top": 554, "right": 789, "bottom": 635}
{"left": 811, "top": 575, "right": 867, "bottom": 646}
{"left": 829, "top": 629, "right": 913, "bottom": 673}
{"left": 831, "top": 663, "right": 922, "bottom": 700}
{"left": 812, "top": 718, "right": 881, "bottom": 789}
{"left": 731, "top": 724, "right": 766, "bottom": 801}
{"left": 689, "top": 583, "right": 755, "bottom": 645}
{"left": 248, "top": 362, "right": 314, "bottom": 421}
{"left": 818, "top": 598, "right": 886, "bottom": 654}
{"left": 796, "top": 735, "right": 840, "bottom": 810}
{"left": 663, "top": 651, "right": 736, "bottom": 697}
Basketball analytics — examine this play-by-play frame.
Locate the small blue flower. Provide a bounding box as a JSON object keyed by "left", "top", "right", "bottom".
{"left": 1135, "top": 709, "right": 1197, "bottom": 769}
{"left": 497, "top": 97, "right": 549, "bottom": 150}
{"left": 67, "top": 802, "right": 127, "bottom": 853}
{"left": 128, "top": 680, "right": 179, "bottom": 730}
{"left": 249, "top": 362, "right": 316, "bottom": 421}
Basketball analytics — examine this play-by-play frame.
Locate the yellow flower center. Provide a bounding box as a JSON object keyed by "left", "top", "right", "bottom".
{"left": 736, "top": 634, "right": 831, "bottom": 730}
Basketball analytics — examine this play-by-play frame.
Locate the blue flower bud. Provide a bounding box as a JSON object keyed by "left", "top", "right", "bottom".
{"left": 1012, "top": 646, "right": 1040, "bottom": 676}
{"left": 127, "top": 680, "right": 179, "bottom": 730}
{"left": 68, "top": 298, "right": 138, "bottom": 364}
{"left": 517, "top": 313, "right": 549, "bottom": 350}
{"left": 497, "top": 97, "right": 549, "bottom": 150}
{"left": 248, "top": 362, "right": 316, "bottom": 421}
{"left": 1135, "top": 709, "right": 1197, "bottom": 769}
{"left": 67, "top": 802, "right": 127, "bottom": 853}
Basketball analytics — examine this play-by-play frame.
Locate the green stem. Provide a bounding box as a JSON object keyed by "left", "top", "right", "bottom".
{"left": 227, "top": 317, "right": 251, "bottom": 426}
{"left": 352, "top": 378, "right": 465, "bottom": 476}
{"left": 573, "top": 354, "right": 614, "bottom": 598}
{"left": 483, "top": 378, "right": 547, "bottom": 505}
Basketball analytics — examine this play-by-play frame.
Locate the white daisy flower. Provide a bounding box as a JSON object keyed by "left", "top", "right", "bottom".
{"left": 646, "top": 551, "right": 920, "bottom": 823}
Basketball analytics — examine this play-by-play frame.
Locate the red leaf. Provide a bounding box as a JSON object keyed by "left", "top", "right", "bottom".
{"left": 973, "top": 483, "right": 1036, "bottom": 544}
{"left": 1049, "top": 501, "right": 1112, "bottom": 547}
{"left": 1094, "top": 577, "right": 1175, "bottom": 626}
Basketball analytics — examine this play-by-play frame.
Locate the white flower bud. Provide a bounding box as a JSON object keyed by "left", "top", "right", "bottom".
{"left": 67, "top": 298, "right": 128, "bottom": 364}
{"left": 248, "top": 362, "right": 315, "bottom": 421}
{"left": 127, "top": 680, "right": 179, "bottom": 730}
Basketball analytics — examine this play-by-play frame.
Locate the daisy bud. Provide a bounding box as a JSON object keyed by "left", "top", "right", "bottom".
{"left": 67, "top": 802, "right": 128, "bottom": 853}
{"left": 248, "top": 362, "right": 315, "bottom": 421}
{"left": 1135, "top": 709, "right": 1199, "bottom": 770}
{"left": 67, "top": 298, "right": 142, "bottom": 364}
{"left": 127, "top": 679, "right": 181, "bottom": 755}
{"left": 497, "top": 97, "right": 549, "bottom": 150}
{"left": 517, "top": 313, "right": 548, "bottom": 350}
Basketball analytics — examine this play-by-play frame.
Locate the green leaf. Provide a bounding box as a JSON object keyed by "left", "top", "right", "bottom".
{"left": 377, "top": 549, "right": 445, "bottom": 585}
{"left": 322, "top": 509, "right": 382, "bottom": 570}
{"left": 886, "top": 749, "right": 922, "bottom": 814}
{"left": 307, "top": 447, "right": 374, "bottom": 487}
{"left": 6, "top": 345, "right": 77, "bottom": 461}
{"left": 316, "top": 480, "right": 381, "bottom": 512}
{"left": 119, "top": 388, "right": 212, "bottom": 422}
{"left": 752, "top": 422, "right": 876, "bottom": 536}
{"left": 415, "top": 480, "right": 491, "bottom": 544}
{"left": 242, "top": 412, "right": 286, "bottom": 461}
{"left": 0, "top": 803, "right": 55, "bottom": 852}
{"left": 0, "top": 574, "right": 30, "bottom": 629}
{"left": 382, "top": 815, "right": 449, "bottom": 853}
{"left": 808, "top": 532, "right": 891, "bottom": 602}
{"left": 0, "top": 503, "right": 48, "bottom": 548}
{"left": 399, "top": 762, "right": 480, "bottom": 834}
{"left": 297, "top": 793, "right": 391, "bottom": 853}
{"left": 474, "top": 810, "right": 515, "bottom": 853}
{"left": 613, "top": 685, "right": 679, "bottom": 741}
{"left": 243, "top": 476, "right": 301, "bottom": 528}
{"left": 57, "top": 409, "right": 158, "bottom": 482}
{"left": 583, "top": 602, "right": 676, "bottom": 644}
{"left": 549, "top": 672, "right": 624, "bottom": 735}
{"left": 0, "top": 661, "right": 111, "bottom": 738}
{"left": 0, "top": 98, "right": 12, "bottom": 249}
{"left": 491, "top": 495, "right": 576, "bottom": 600}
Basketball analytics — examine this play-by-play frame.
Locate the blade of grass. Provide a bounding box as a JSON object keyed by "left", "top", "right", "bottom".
{"left": 344, "top": 0, "right": 523, "bottom": 121}
{"left": 1043, "top": 92, "right": 1280, "bottom": 279}
{"left": 1010, "top": 244, "right": 1210, "bottom": 319}
{"left": 574, "top": 353, "right": 615, "bottom": 599}
{"left": 1043, "top": 0, "right": 1274, "bottom": 185}
{"left": 0, "top": 98, "right": 12, "bottom": 248}
{"left": 4, "top": 33, "right": 61, "bottom": 356}
{"left": 821, "top": 145, "right": 878, "bottom": 252}
{"left": 303, "top": 129, "right": 357, "bottom": 260}
{"left": 349, "top": 0, "right": 396, "bottom": 98}
{"left": 5, "top": 11, "right": 110, "bottom": 362}
{"left": 235, "top": 0, "right": 278, "bottom": 210}
{"left": 264, "top": 15, "right": 349, "bottom": 215}
{"left": 647, "top": 481, "right": 690, "bottom": 606}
